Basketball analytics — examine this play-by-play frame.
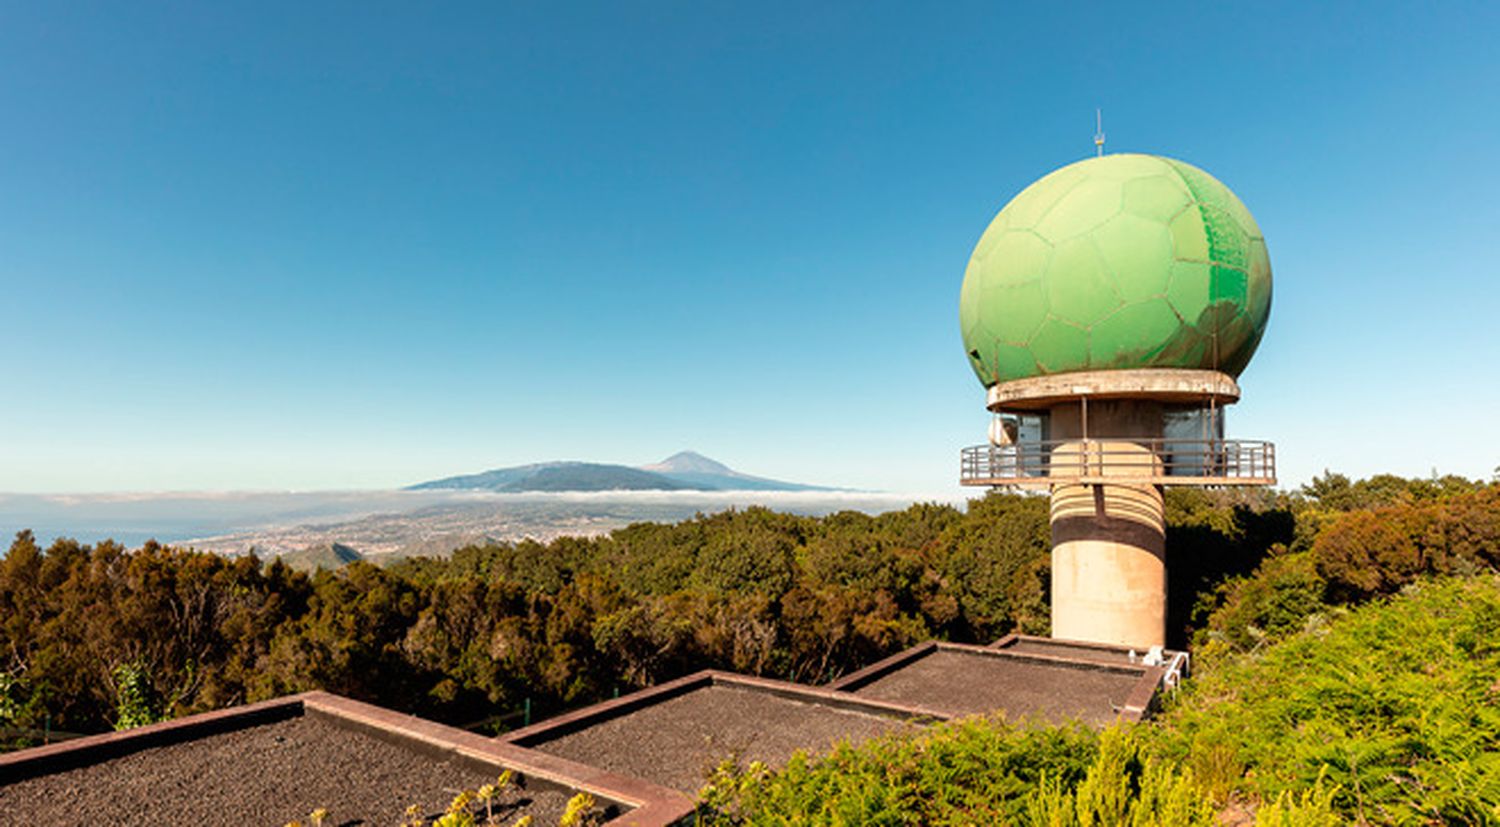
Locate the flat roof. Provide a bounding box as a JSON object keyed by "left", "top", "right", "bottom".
{"left": 0, "top": 692, "right": 698, "bottom": 827}
{"left": 1, "top": 712, "right": 578, "bottom": 826}
{"left": 506, "top": 675, "right": 927, "bottom": 795}
{"left": 832, "top": 643, "right": 1157, "bottom": 726}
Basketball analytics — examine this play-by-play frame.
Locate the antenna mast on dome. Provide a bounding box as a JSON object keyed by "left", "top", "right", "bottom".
{"left": 1094, "top": 109, "right": 1106, "bottom": 157}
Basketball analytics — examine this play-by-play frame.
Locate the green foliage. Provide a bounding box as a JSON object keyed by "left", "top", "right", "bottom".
{"left": 1162, "top": 575, "right": 1500, "bottom": 823}
{"left": 1193, "top": 550, "right": 1328, "bottom": 654}
{"left": 1164, "top": 487, "right": 1295, "bottom": 645}
{"left": 1291, "top": 471, "right": 1484, "bottom": 556}
{"left": 698, "top": 716, "right": 1098, "bottom": 825}
{"left": 689, "top": 477, "right": 1495, "bottom": 826}
{"left": 1195, "top": 482, "right": 1500, "bottom": 655}
{"left": 1312, "top": 485, "right": 1500, "bottom": 602}
{"left": 0, "top": 478, "right": 1324, "bottom": 739}
{"left": 1251, "top": 778, "right": 1341, "bottom": 827}
{"left": 1023, "top": 727, "right": 1215, "bottom": 827}
{"left": 111, "top": 659, "right": 163, "bottom": 730}
{"left": 0, "top": 532, "right": 314, "bottom": 734}
{"left": 935, "top": 494, "right": 1052, "bottom": 639}
{"left": 558, "top": 793, "right": 603, "bottom": 827}
{"left": 698, "top": 574, "right": 1500, "bottom": 825}
{"left": 0, "top": 671, "right": 21, "bottom": 725}
{"left": 1, "top": 495, "right": 1070, "bottom": 735}
{"left": 1299, "top": 470, "right": 1481, "bottom": 513}
{"left": 697, "top": 720, "right": 1228, "bottom": 826}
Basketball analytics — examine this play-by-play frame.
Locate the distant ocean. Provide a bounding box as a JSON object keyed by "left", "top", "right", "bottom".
{"left": 0, "top": 489, "right": 968, "bottom": 553}
{"left": 0, "top": 490, "right": 474, "bottom": 548}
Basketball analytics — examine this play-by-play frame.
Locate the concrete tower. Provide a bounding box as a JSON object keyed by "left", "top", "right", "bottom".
{"left": 958, "top": 153, "right": 1275, "bottom": 650}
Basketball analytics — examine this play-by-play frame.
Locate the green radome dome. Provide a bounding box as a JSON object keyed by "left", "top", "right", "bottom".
{"left": 959, "top": 153, "right": 1272, "bottom": 387}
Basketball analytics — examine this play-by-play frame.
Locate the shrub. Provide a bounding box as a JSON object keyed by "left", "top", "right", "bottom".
{"left": 1193, "top": 549, "right": 1328, "bottom": 655}
{"left": 1161, "top": 575, "right": 1500, "bottom": 823}
{"left": 701, "top": 575, "right": 1500, "bottom": 826}
{"left": 111, "top": 660, "right": 163, "bottom": 730}
{"left": 1313, "top": 486, "right": 1500, "bottom": 602}
{"left": 1023, "top": 726, "right": 1215, "bottom": 826}
{"left": 698, "top": 716, "right": 1097, "bottom": 825}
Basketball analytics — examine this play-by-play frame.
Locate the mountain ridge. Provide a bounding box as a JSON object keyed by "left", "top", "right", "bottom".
{"left": 408, "top": 451, "right": 832, "bottom": 493}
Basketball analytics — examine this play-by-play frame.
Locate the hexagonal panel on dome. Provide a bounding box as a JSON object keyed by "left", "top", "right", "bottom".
{"left": 1122, "top": 175, "right": 1192, "bottom": 223}
{"left": 1090, "top": 299, "right": 1183, "bottom": 367}
{"left": 1209, "top": 264, "right": 1249, "bottom": 310}
{"left": 1169, "top": 208, "right": 1210, "bottom": 261}
{"left": 959, "top": 268, "right": 983, "bottom": 334}
{"left": 989, "top": 341, "right": 1039, "bottom": 383}
{"left": 968, "top": 217, "right": 1008, "bottom": 263}
{"left": 1046, "top": 238, "right": 1121, "bottom": 327}
{"left": 1166, "top": 158, "right": 1263, "bottom": 239}
{"left": 999, "top": 165, "right": 1091, "bottom": 229}
{"left": 961, "top": 316, "right": 986, "bottom": 362}
{"left": 1034, "top": 178, "right": 1123, "bottom": 243}
{"left": 1093, "top": 213, "right": 1173, "bottom": 302}
{"left": 1166, "top": 261, "right": 1212, "bottom": 324}
{"left": 1028, "top": 318, "right": 1091, "bottom": 374}
{"left": 982, "top": 231, "right": 1052, "bottom": 285}
{"left": 979, "top": 280, "right": 1048, "bottom": 346}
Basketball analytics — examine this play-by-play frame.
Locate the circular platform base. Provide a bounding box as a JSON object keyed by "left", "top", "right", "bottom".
{"left": 986, "top": 369, "right": 1240, "bottom": 412}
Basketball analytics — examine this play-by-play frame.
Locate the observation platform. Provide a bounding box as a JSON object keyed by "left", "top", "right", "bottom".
{"left": 960, "top": 438, "right": 1276, "bottom": 488}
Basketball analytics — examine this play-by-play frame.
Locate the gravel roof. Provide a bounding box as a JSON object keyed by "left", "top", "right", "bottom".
{"left": 0, "top": 714, "right": 582, "bottom": 826}
{"left": 850, "top": 649, "right": 1141, "bottom": 725}
{"left": 527, "top": 684, "right": 913, "bottom": 794}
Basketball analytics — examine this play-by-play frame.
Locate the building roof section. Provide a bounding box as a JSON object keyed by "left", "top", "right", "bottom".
{"left": 502, "top": 671, "right": 937, "bottom": 796}
{"left": 0, "top": 692, "right": 695, "bottom": 827}
{"left": 828, "top": 637, "right": 1173, "bottom": 724}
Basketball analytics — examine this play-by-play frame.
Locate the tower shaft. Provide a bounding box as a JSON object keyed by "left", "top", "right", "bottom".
{"left": 1050, "top": 476, "right": 1166, "bottom": 648}
{"left": 1047, "top": 400, "right": 1168, "bottom": 649}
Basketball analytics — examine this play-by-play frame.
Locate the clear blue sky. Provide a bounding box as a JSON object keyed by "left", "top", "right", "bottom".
{"left": 2, "top": 2, "right": 1497, "bottom": 494}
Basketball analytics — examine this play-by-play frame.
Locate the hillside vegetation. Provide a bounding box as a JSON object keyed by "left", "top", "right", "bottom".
{"left": 1, "top": 484, "right": 1286, "bottom": 741}
{"left": 0, "top": 495, "right": 1061, "bottom": 738}
{"left": 700, "top": 573, "right": 1500, "bottom": 825}
{"left": 1, "top": 473, "right": 1496, "bottom": 825}
{"left": 698, "top": 479, "right": 1500, "bottom": 825}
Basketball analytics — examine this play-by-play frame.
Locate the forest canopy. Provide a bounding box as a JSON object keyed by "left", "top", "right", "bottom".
{"left": 0, "top": 473, "right": 1492, "bottom": 753}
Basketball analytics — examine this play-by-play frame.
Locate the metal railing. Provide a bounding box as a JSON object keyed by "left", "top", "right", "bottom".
{"left": 960, "top": 439, "right": 1276, "bottom": 487}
